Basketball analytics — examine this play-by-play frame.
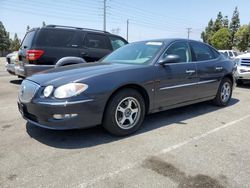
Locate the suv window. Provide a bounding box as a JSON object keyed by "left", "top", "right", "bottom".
{"left": 191, "top": 42, "right": 214, "bottom": 61}
{"left": 84, "top": 34, "right": 109, "bottom": 49}
{"left": 109, "top": 36, "right": 127, "bottom": 50}
{"left": 228, "top": 51, "right": 233, "bottom": 57}
{"left": 163, "top": 42, "right": 191, "bottom": 63}
{"left": 36, "top": 29, "right": 77, "bottom": 48}
{"left": 21, "top": 30, "right": 36, "bottom": 49}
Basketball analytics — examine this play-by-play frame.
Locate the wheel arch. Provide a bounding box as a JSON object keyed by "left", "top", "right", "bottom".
{"left": 102, "top": 84, "right": 150, "bottom": 122}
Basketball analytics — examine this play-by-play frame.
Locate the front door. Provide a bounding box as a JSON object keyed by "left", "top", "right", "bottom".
{"left": 155, "top": 41, "right": 199, "bottom": 109}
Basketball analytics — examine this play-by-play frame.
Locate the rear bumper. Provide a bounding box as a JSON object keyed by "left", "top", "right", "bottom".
{"left": 5, "top": 62, "right": 15, "bottom": 75}
{"left": 18, "top": 98, "right": 103, "bottom": 130}
{"left": 15, "top": 64, "right": 54, "bottom": 77}
{"left": 235, "top": 66, "right": 250, "bottom": 80}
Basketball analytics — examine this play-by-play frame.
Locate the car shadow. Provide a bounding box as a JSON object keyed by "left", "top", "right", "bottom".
{"left": 26, "top": 98, "right": 239, "bottom": 149}
{"left": 10, "top": 79, "right": 23, "bottom": 85}
{"left": 237, "top": 81, "right": 250, "bottom": 89}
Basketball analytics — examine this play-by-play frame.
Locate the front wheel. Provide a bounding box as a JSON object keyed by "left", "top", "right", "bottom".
{"left": 103, "top": 89, "right": 146, "bottom": 136}
{"left": 213, "top": 78, "right": 232, "bottom": 106}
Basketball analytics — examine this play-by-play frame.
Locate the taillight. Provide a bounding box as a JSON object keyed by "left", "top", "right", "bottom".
{"left": 26, "top": 50, "right": 44, "bottom": 61}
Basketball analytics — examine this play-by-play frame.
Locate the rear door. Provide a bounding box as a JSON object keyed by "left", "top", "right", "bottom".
{"left": 80, "top": 33, "right": 112, "bottom": 62}
{"left": 190, "top": 41, "right": 223, "bottom": 98}
{"left": 155, "top": 41, "right": 199, "bottom": 108}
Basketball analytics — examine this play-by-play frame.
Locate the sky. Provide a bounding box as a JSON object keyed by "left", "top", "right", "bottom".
{"left": 0, "top": 0, "right": 250, "bottom": 42}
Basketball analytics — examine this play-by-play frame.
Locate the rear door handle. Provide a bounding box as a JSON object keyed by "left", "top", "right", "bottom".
{"left": 215, "top": 66, "right": 223, "bottom": 71}
{"left": 186, "top": 70, "right": 196, "bottom": 74}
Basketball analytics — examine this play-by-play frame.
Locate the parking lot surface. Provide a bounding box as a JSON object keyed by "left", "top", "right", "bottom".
{"left": 1, "top": 57, "right": 250, "bottom": 188}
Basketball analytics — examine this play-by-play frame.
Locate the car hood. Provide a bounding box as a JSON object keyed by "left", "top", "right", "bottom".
{"left": 27, "top": 62, "right": 142, "bottom": 86}
{"left": 236, "top": 53, "right": 250, "bottom": 59}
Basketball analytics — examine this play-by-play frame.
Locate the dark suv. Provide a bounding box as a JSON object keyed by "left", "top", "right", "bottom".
{"left": 16, "top": 25, "right": 128, "bottom": 77}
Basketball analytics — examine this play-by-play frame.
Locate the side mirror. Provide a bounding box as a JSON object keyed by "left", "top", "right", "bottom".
{"left": 159, "top": 54, "right": 180, "bottom": 65}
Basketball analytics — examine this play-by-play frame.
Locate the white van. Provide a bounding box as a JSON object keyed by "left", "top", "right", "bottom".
{"left": 219, "top": 50, "right": 238, "bottom": 59}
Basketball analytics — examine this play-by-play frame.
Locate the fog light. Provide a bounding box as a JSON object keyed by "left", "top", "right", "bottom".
{"left": 53, "top": 113, "right": 78, "bottom": 120}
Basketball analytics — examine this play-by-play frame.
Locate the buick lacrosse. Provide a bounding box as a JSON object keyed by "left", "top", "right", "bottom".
{"left": 18, "top": 39, "right": 235, "bottom": 136}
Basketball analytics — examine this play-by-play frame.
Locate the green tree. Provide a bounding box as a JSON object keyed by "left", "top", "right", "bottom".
{"left": 0, "top": 21, "right": 11, "bottom": 56}
{"left": 230, "top": 7, "right": 240, "bottom": 46}
{"left": 201, "top": 19, "right": 214, "bottom": 44}
{"left": 9, "top": 33, "right": 21, "bottom": 51}
{"left": 213, "top": 12, "right": 223, "bottom": 32}
{"left": 234, "top": 25, "right": 250, "bottom": 51}
{"left": 223, "top": 16, "right": 229, "bottom": 28}
{"left": 211, "top": 28, "right": 232, "bottom": 50}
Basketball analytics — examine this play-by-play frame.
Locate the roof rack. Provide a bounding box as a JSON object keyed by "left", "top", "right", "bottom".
{"left": 45, "top": 25, "right": 110, "bottom": 34}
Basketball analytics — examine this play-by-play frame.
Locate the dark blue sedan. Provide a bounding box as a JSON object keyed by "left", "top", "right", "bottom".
{"left": 18, "top": 39, "right": 235, "bottom": 136}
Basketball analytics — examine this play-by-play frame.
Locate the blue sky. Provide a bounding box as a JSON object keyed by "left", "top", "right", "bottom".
{"left": 0, "top": 0, "right": 250, "bottom": 42}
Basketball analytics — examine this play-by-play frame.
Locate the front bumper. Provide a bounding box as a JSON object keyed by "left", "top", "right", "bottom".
{"left": 15, "top": 64, "right": 54, "bottom": 77}
{"left": 5, "top": 62, "right": 15, "bottom": 75}
{"left": 18, "top": 98, "right": 103, "bottom": 130}
{"left": 235, "top": 66, "right": 250, "bottom": 80}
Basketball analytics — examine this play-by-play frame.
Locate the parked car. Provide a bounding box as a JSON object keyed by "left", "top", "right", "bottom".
{"left": 234, "top": 53, "right": 250, "bottom": 84}
{"left": 219, "top": 50, "right": 238, "bottom": 59}
{"left": 18, "top": 39, "right": 235, "bottom": 136}
{"left": 5, "top": 51, "right": 18, "bottom": 75}
{"left": 16, "top": 25, "right": 128, "bottom": 78}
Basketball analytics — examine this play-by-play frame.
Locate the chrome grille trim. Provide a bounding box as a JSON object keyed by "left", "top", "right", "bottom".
{"left": 19, "top": 80, "right": 40, "bottom": 103}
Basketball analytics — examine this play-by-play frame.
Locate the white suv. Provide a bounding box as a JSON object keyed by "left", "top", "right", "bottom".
{"left": 219, "top": 50, "right": 238, "bottom": 59}
{"left": 234, "top": 53, "right": 250, "bottom": 84}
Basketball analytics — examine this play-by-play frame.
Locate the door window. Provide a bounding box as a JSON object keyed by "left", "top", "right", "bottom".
{"left": 84, "top": 34, "right": 109, "bottom": 49}
{"left": 109, "top": 37, "right": 127, "bottom": 50}
{"left": 163, "top": 42, "right": 191, "bottom": 63}
{"left": 191, "top": 42, "right": 215, "bottom": 61}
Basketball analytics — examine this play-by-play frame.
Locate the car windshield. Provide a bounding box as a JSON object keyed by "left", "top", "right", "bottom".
{"left": 101, "top": 41, "right": 163, "bottom": 64}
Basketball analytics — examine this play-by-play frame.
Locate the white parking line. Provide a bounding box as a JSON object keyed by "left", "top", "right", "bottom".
{"left": 78, "top": 114, "right": 250, "bottom": 188}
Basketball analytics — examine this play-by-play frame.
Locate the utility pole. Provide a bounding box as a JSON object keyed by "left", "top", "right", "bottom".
{"left": 103, "top": 0, "right": 107, "bottom": 31}
{"left": 126, "top": 19, "right": 129, "bottom": 41}
{"left": 186, "top": 28, "right": 192, "bottom": 39}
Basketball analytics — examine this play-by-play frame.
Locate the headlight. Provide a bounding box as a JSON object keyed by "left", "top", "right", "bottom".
{"left": 54, "top": 83, "right": 88, "bottom": 99}
{"left": 43, "top": 85, "right": 54, "bottom": 97}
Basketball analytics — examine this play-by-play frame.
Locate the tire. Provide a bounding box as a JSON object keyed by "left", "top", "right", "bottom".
{"left": 213, "top": 77, "right": 232, "bottom": 106}
{"left": 103, "top": 89, "right": 146, "bottom": 136}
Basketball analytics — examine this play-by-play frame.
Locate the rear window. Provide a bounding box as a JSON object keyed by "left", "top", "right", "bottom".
{"left": 190, "top": 42, "right": 215, "bottom": 61}
{"left": 109, "top": 36, "right": 127, "bottom": 50}
{"left": 35, "top": 29, "right": 77, "bottom": 48}
{"left": 21, "top": 31, "right": 36, "bottom": 49}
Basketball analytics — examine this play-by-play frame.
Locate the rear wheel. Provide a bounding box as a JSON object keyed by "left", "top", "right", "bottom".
{"left": 213, "top": 78, "right": 232, "bottom": 106}
{"left": 103, "top": 89, "right": 146, "bottom": 136}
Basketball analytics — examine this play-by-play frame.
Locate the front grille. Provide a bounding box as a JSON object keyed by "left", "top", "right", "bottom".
{"left": 241, "top": 58, "right": 250, "bottom": 67}
{"left": 19, "top": 80, "right": 40, "bottom": 103}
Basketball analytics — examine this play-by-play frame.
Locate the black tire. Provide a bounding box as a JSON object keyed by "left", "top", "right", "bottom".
{"left": 103, "top": 89, "right": 146, "bottom": 136}
{"left": 213, "top": 77, "right": 232, "bottom": 107}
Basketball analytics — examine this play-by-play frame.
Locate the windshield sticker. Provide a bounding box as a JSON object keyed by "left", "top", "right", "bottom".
{"left": 146, "top": 42, "right": 163, "bottom": 46}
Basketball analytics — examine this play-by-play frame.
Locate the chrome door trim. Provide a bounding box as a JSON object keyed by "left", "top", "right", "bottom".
{"left": 159, "top": 79, "right": 217, "bottom": 91}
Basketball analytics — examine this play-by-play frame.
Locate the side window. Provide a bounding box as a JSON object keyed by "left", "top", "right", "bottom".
{"left": 84, "top": 34, "right": 109, "bottom": 49}
{"left": 210, "top": 47, "right": 220, "bottom": 59}
{"left": 36, "top": 29, "right": 77, "bottom": 48}
{"left": 191, "top": 42, "right": 215, "bottom": 61}
{"left": 109, "top": 37, "right": 127, "bottom": 50}
{"left": 163, "top": 42, "right": 191, "bottom": 63}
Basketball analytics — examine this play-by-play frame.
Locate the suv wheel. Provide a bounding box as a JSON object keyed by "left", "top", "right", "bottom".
{"left": 103, "top": 89, "right": 145, "bottom": 136}
{"left": 213, "top": 78, "right": 232, "bottom": 106}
